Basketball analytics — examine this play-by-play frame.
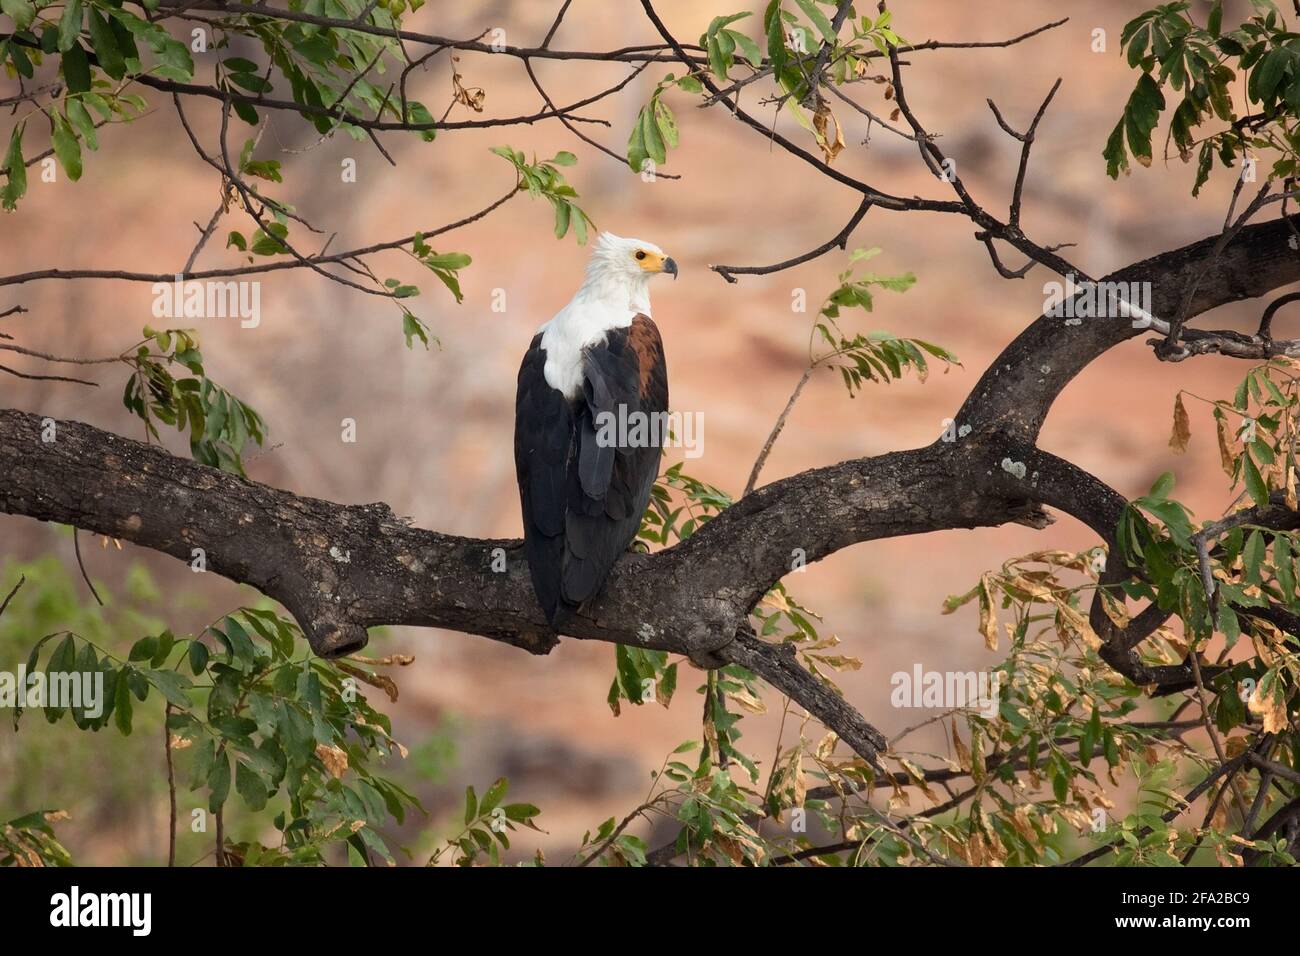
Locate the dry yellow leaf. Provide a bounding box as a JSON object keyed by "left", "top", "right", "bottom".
{"left": 1247, "top": 681, "right": 1289, "bottom": 734}
{"left": 978, "top": 576, "right": 998, "bottom": 651}
{"left": 333, "top": 660, "right": 399, "bottom": 703}
{"left": 351, "top": 653, "right": 415, "bottom": 668}
{"left": 760, "top": 589, "right": 792, "bottom": 613}
{"left": 1216, "top": 414, "right": 1237, "bottom": 476}
{"left": 728, "top": 687, "right": 767, "bottom": 714}
{"left": 813, "top": 102, "right": 845, "bottom": 164}
{"left": 815, "top": 731, "right": 838, "bottom": 763}
{"left": 951, "top": 718, "right": 971, "bottom": 772}
{"left": 1170, "top": 393, "right": 1191, "bottom": 452}
{"left": 315, "top": 743, "right": 349, "bottom": 779}
{"left": 1053, "top": 600, "right": 1102, "bottom": 649}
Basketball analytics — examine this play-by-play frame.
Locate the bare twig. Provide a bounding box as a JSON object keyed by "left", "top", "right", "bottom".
{"left": 72, "top": 529, "right": 105, "bottom": 607}
{"left": 713, "top": 196, "right": 871, "bottom": 283}
{"left": 0, "top": 575, "right": 24, "bottom": 619}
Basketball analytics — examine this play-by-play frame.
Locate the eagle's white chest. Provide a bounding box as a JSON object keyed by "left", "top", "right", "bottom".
{"left": 538, "top": 286, "right": 649, "bottom": 399}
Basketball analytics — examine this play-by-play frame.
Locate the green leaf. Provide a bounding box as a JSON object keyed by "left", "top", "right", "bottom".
{"left": 0, "top": 122, "right": 26, "bottom": 211}
{"left": 128, "top": 634, "right": 159, "bottom": 662}
{"left": 1104, "top": 118, "right": 1128, "bottom": 179}
{"left": 1, "top": 0, "right": 35, "bottom": 31}
{"left": 654, "top": 98, "right": 679, "bottom": 149}
{"left": 208, "top": 752, "right": 231, "bottom": 812}
{"left": 640, "top": 104, "right": 666, "bottom": 164}
{"left": 223, "top": 56, "right": 259, "bottom": 73}
{"left": 503, "top": 802, "right": 541, "bottom": 824}
{"left": 553, "top": 197, "right": 570, "bottom": 238}
{"left": 1192, "top": 140, "right": 1213, "bottom": 196}
{"left": 151, "top": 34, "right": 194, "bottom": 80}
{"left": 1124, "top": 73, "right": 1165, "bottom": 168}
{"left": 627, "top": 106, "right": 648, "bottom": 172}
{"left": 422, "top": 251, "right": 471, "bottom": 270}
{"left": 188, "top": 640, "right": 209, "bottom": 675}
{"left": 1243, "top": 530, "right": 1265, "bottom": 584}
{"left": 615, "top": 644, "right": 644, "bottom": 704}
{"left": 1216, "top": 602, "right": 1240, "bottom": 646}
{"left": 728, "top": 29, "right": 763, "bottom": 67}
{"left": 113, "top": 672, "right": 133, "bottom": 735}
{"left": 1243, "top": 451, "right": 1269, "bottom": 507}
{"left": 794, "top": 0, "right": 835, "bottom": 41}
{"left": 402, "top": 311, "right": 429, "bottom": 350}
{"left": 705, "top": 12, "right": 751, "bottom": 37}
{"left": 764, "top": 0, "right": 787, "bottom": 76}
{"left": 1274, "top": 534, "right": 1295, "bottom": 601}
{"left": 62, "top": 44, "right": 92, "bottom": 94}
{"left": 50, "top": 118, "right": 83, "bottom": 181}
{"left": 1208, "top": 1, "right": 1222, "bottom": 38}
{"left": 86, "top": 6, "right": 125, "bottom": 79}
{"left": 479, "top": 777, "right": 508, "bottom": 816}
{"left": 1256, "top": 47, "right": 1291, "bottom": 103}
{"left": 146, "top": 668, "right": 193, "bottom": 708}
{"left": 6, "top": 35, "right": 33, "bottom": 78}
{"left": 235, "top": 761, "right": 269, "bottom": 811}
{"left": 42, "top": 635, "right": 77, "bottom": 723}
{"left": 65, "top": 99, "right": 98, "bottom": 150}
{"left": 1148, "top": 471, "right": 1175, "bottom": 500}
{"left": 707, "top": 34, "right": 729, "bottom": 79}
{"left": 58, "top": 0, "right": 83, "bottom": 52}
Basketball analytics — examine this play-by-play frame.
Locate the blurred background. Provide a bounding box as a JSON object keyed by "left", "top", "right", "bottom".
{"left": 0, "top": 0, "right": 1281, "bottom": 862}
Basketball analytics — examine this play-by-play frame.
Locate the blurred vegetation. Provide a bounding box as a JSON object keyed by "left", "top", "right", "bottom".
{"left": 0, "top": 553, "right": 471, "bottom": 866}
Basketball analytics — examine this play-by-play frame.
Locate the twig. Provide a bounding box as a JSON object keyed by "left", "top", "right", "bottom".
{"left": 0, "top": 575, "right": 24, "bottom": 619}
{"left": 745, "top": 368, "right": 813, "bottom": 496}
{"left": 988, "top": 78, "right": 1062, "bottom": 227}
{"left": 183, "top": 202, "right": 227, "bottom": 275}
{"left": 713, "top": 196, "right": 871, "bottom": 283}
{"left": 72, "top": 529, "right": 105, "bottom": 606}
{"left": 165, "top": 702, "right": 178, "bottom": 866}
{"left": 0, "top": 362, "right": 98, "bottom": 386}
{"left": 1161, "top": 184, "right": 1274, "bottom": 354}
{"left": 0, "top": 186, "right": 519, "bottom": 290}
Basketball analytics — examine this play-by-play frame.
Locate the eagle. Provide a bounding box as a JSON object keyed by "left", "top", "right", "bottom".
{"left": 514, "top": 232, "right": 677, "bottom": 625}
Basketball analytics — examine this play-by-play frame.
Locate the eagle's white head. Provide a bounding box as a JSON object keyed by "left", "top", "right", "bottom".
{"left": 540, "top": 233, "right": 676, "bottom": 395}
{"left": 583, "top": 232, "right": 678, "bottom": 288}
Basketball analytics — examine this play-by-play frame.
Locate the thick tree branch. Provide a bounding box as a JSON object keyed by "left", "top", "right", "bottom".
{"left": 0, "top": 406, "right": 1055, "bottom": 764}
{"left": 6, "top": 215, "right": 1300, "bottom": 761}
{"left": 956, "top": 216, "right": 1300, "bottom": 444}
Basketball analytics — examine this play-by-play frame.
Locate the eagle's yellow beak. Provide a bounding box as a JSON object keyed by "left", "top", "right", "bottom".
{"left": 637, "top": 250, "right": 679, "bottom": 278}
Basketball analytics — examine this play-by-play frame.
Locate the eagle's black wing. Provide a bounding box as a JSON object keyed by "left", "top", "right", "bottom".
{"left": 562, "top": 315, "right": 668, "bottom": 608}
{"left": 514, "top": 331, "right": 573, "bottom": 622}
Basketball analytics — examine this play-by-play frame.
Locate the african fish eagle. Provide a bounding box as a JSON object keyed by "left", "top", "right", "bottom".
{"left": 515, "top": 232, "right": 677, "bottom": 625}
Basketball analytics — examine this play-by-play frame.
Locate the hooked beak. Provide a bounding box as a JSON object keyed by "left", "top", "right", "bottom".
{"left": 662, "top": 256, "right": 678, "bottom": 280}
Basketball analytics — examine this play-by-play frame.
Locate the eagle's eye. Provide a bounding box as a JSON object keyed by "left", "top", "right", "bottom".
{"left": 634, "top": 250, "right": 647, "bottom": 261}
